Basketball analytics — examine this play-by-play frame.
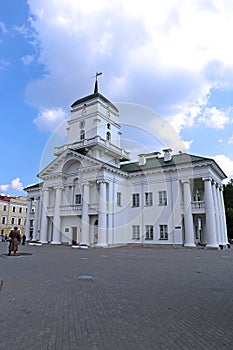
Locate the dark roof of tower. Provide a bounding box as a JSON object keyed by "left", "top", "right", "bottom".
{"left": 71, "top": 92, "right": 119, "bottom": 112}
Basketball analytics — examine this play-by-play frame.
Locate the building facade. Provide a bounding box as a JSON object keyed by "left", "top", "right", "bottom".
{"left": 24, "top": 88, "right": 228, "bottom": 249}
{"left": 0, "top": 195, "right": 28, "bottom": 239}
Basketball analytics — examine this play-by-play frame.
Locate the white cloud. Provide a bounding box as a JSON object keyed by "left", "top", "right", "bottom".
{"left": 21, "top": 54, "right": 34, "bottom": 65}
{"left": 22, "top": 0, "right": 233, "bottom": 184}
{"left": 212, "top": 154, "right": 233, "bottom": 179}
{"left": 25, "top": 1, "right": 233, "bottom": 122}
{"left": 0, "top": 58, "right": 10, "bottom": 70}
{"left": 33, "top": 108, "right": 67, "bottom": 131}
{"left": 11, "top": 178, "right": 24, "bottom": 191}
{"left": 199, "top": 107, "right": 229, "bottom": 129}
{"left": 228, "top": 135, "right": 233, "bottom": 144}
{"left": 0, "top": 21, "right": 7, "bottom": 33}
{"left": 0, "top": 178, "right": 23, "bottom": 193}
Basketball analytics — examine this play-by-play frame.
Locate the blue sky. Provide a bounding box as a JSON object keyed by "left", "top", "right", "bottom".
{"left": 1, "top": 0, "right": 233, "bottom": 196}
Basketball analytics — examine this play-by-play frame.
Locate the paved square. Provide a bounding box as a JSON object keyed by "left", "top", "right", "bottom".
{"left": 0, "top": 243, "right": 233, "bottom": 349}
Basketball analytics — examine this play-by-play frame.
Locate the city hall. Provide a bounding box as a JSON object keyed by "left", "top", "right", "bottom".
{"left": 24, "top": 82, "right": 228, "bottom": 249}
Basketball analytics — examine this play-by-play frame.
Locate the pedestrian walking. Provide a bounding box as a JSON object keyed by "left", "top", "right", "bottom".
{"left": 22, "top": 233, "right": 26, "bottom": 245}
{"left": 8, "top": 227, "right": 21, "bottom": 256}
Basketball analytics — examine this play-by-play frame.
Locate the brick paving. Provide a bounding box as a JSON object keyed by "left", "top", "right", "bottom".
{"left": 0, "top": 242, "right": 233, "bottom": 350}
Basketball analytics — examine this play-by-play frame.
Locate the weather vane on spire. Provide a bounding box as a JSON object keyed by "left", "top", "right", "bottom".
{"left": 93, "top": 72, "right": 102, "bottom": 93}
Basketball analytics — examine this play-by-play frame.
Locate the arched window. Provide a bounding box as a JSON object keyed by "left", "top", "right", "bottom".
{"left": 80, "top": 129, "right": 85, "bottom": 140}
{"left": 106, "top": 131, "right": 111, "bottom": 141}
{"left": 107, "top": 123, "right": 111, "bottom": 130}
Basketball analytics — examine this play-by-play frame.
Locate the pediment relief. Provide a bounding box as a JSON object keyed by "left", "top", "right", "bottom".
{"left": 39, "top": 148, "right": 102, "bottom": 179}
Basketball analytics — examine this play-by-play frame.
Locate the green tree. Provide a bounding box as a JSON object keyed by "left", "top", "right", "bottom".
{"left": 223, "top": 179, "right": 233, "bottom": 240}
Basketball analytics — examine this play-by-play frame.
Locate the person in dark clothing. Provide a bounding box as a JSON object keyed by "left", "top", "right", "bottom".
{"left": 8, "top": 227, "right": 21, "bottom": 256}
{"left": 22, "top": 233, "right": 26, "bottom": 245}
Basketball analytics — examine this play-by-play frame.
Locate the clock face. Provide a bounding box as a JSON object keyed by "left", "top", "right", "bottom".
{"left": 79, "top": 120, "right": 85, "bottom": 129}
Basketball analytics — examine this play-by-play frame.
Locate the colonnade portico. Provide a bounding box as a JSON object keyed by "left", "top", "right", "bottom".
{"left": 203, "top": 177, "right": 229, "bottom": 248}
{"left": 181, "top": 177, "right": 229, "bottom": 249}
{"left": 28, "top": 179, "right": 110, "bottom": 247}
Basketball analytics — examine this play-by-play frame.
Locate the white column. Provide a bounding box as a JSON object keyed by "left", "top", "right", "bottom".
{"left": 219, "top": 186, "right": 229, "bottom": 245}
{"left": 25, "top": 198, "right": 32, "bottom": 240}
{"left": 81, "top": 182, "right": 90, "bottom": 245}
{"left": 108, "top": 181, "right": 114, "bottom": 246}
{"left": 216, "top": 184, "right": 224, "bottom": 245}
{"left": 33, "top": 197, "right": 40, "bottom": 240}
{"left": 182, "top": 180, "right": 195, "bottom": 247}
{"left": 203, "top": 178, "right": 218, "bottom": 248}
{"left": 97, "top": 181, "right": 108, "bottom": 247}
{"left": 40, "top": 188, "right": 49, "bottom": 243}
{"left": 51, "top": 186, "right": 62, "bottom": 244}
{"left": 212, "top": 181, "right": 221, "bottom": 245}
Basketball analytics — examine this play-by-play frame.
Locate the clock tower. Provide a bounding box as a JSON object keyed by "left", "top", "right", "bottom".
{"left": 54, "top": 78, "right": 130, "bottom": 167}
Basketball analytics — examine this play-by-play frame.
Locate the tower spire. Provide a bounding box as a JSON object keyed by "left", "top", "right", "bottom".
{"left": 93, "top": 72, "right": 102, "bottom": 93}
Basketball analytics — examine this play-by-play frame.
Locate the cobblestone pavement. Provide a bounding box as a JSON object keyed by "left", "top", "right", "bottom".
{"left": 0, "top": 242, "right": 233, "bottom": 350}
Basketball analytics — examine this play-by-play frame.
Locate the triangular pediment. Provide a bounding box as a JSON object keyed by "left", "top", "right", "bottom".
{"left": 38, "top": 148, "right": 104, "bottom": 179}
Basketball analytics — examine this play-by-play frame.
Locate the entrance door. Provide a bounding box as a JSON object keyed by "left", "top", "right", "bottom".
{"left": 72, "top": 227, "right": 77, "bottom": 245}
{"left": 195, "top": 217, "right": 202, "bottom": 244}
{"left": 94, "top": 220, "right": 98, "bottom": 244}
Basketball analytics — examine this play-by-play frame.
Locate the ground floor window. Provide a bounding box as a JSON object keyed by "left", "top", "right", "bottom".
{"left": 132, "top": 225, "right": 140, "bottom": 240}
{"left": 160, "top": 225, "right": 168, "bottom": 240}
{"left": 145, "top": 225, "right": 153, "bottom": 240}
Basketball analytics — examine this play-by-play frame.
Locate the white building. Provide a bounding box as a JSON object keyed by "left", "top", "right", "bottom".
{"left": 24, "top": 86, "right": 228, "bottom": 249}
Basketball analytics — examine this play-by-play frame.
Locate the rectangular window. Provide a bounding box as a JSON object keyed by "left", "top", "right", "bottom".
{"left": 132, "top": 193, "right": 140, "bottom": 207}
{"left": 159, "top": 191, "right": 167, "bottom": 205}
{"left": 145, "top": 225, "right": 153, "bottom": 240}
{"left": 11, "top": 217, "right": 15, "bottom": 225}
{"left": 145, "top": 192, "right": 153, "bottom": 206}
{"left": 117, "top": 192, "right": 122, "bottom": 206}
{"left": 12, "top": 206, "right": 16, "bottom": 213}
{"left": 132, "top": 225, "right": 140, "bottom": 240}
{"left": 75, "top": 194, "right": 82, "bottom": 205}
{"left": 18, "top": 218, "right": 22, "bottom": 225}
{"left": 1, "top": 216, "right": 6, "bottom": 224}
{"left": 19, "top": 207, "right": 22, "bottom": 213}
{"left": 3, "top": 205, "right": 7, "bottom": 211}
{"left": 160, "top": 225, "right": 168, "bottom": 240}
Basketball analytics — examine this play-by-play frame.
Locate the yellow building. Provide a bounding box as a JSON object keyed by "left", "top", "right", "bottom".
{"left": 0, "top": 195, "right": 28, "bottom": 239}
